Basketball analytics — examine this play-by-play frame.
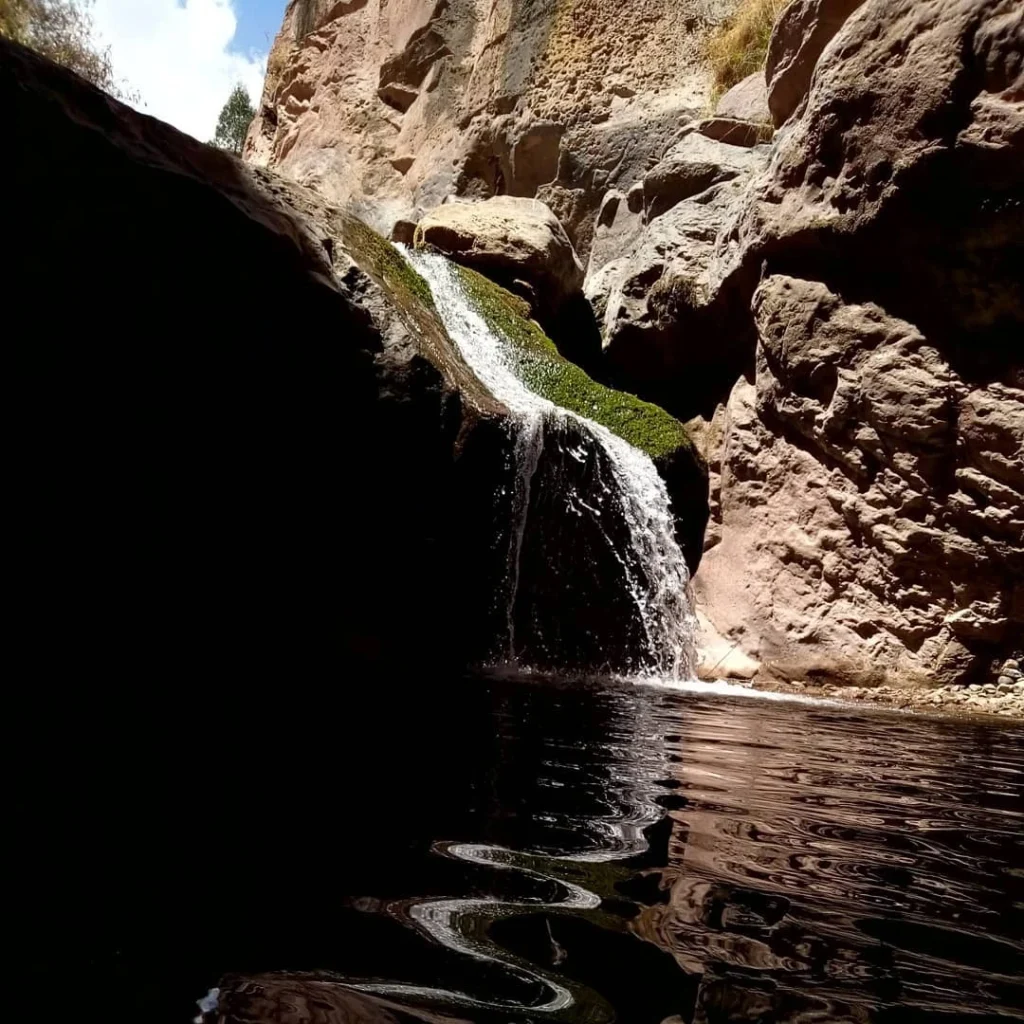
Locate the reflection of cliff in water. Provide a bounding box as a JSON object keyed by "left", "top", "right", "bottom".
{"left": 629, "top": 699, "right": 1024, "bottom": 1023}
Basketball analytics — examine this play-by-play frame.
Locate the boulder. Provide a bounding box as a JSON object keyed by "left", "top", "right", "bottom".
{"left": 415, "top": 196, "right": 584, "bottom": 312}
{"left": 715, "top": 71, "right": 771, "bottom": 124}
{"left": 415, "top": 194, "right": 600, "bottom": 368}
{"left": 765, "top": 0, "right": 867, "bottom": 127}
{"left": 591, "top": 141, "right": 768, "bottom": 418}
{"left": 4, "top": 38, "right": 517, "bottom": 680}
{"left": 690, "top": 0, "right": 1024, "bottom": 686}
{"left": 6, "top": 38, "right": 710, "bottom": 682}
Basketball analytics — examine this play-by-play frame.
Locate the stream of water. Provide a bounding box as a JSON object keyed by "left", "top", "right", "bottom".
{"left": 402, "top": 249, "right": 696, "bottom": 680}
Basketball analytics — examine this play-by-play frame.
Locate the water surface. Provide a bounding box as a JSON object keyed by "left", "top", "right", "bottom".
{"left": 201, "top": 676, "right": 1024, "bottom": 1023}
{"left": 28, "top": 676, "right": 1023, "bottom": 1023}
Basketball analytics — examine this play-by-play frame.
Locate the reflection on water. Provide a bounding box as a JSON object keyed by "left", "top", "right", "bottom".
{"left": 191, "top": 676, "right": 1024, "bottom": 1024}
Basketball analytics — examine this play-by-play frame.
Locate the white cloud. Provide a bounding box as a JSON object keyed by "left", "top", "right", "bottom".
{"left": 92, "top": 0, "right": 267, "bottom": 142}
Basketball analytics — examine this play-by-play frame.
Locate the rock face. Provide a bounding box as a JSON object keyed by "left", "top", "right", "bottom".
{"left": 691, "top": 0, "right": 1024, "bottom": 686}
{"left": 765, "top": 0, "right": 866, "bottom": 126}
{"left": 589, "top": 133, "right": 769, "bottom": 418}
{"left": 246, "top": 0, "right": 738, "bottom": 256}
{"left": 7, "top": 37, "right": 708, "bottom": 680}
{"left": 5, "top": 37, "right": 516, "bottom": 679}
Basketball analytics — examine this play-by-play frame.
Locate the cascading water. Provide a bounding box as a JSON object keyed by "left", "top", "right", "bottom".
{"left": 402, "top": 249, "right": 697, "bottom": 680}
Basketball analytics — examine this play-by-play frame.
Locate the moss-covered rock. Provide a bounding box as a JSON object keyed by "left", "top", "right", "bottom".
{"left": 456, "top": 265, "right": 694, "bottom": 461}
{"left": 455, "top": 265, "right": 709, "bottom": 572}
{"left": 334, "top": 214, "right": 502, "bottom": 417}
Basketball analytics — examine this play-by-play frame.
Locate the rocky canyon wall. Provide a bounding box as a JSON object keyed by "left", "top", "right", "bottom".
{"left": 250, "top": 0, "right": 1022, "bottom": 689}
{"left": 246, "top": 0, "right": 737, "bottom": 253}
{"left": 611, "top": 0, "right": 1024, "bottom": 687}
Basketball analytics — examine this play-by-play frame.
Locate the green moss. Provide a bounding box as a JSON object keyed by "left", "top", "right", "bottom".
{"left": 340, "top": 216, "right": 437, "bottom": 313}
{"left": 456, "top": 265, "right": 694, "bottom": 461}
{"left": 337, "top": 216, "right": 498, "bottom": 412}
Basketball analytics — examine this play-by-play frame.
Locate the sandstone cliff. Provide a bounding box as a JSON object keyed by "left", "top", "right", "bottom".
{"left": 604, "top": 0, "right": 1023, "bottom": 688}
{"left": 246, "top": 0, "right": 737, "bottom": 254}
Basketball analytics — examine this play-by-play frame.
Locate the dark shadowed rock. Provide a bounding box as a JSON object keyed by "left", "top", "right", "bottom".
{"left": 4, "top": 38, "right": 515, "bottom": 680}
{"left": 6, "top": 38, "right": 710, "bottom": 681}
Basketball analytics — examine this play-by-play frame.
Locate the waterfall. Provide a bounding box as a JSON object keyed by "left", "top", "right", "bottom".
{"left": 403, "top": 249, "right": 696, "bottom": 680}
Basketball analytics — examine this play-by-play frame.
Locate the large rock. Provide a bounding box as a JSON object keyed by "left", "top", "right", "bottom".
{"left": 590, "top": 140, "right": 769, "bottom": 419}
{"left": 246, "top": 0, "right": 740, "bottom": 256}
{"left": 697, "top": 279, "right": 1022, "bottom": 687}
{"left": 6, "top": 38, "right": 710, "bottom": 681}
{"left": 690, "top": 0, "right": 1024, "bottom": 686}
{"left": 4, "top": 38, "right": 517, "bottom": 679}
{"left": 765, "top": 0, "right": 867, "bottom": 126}
{"left": 415, "top": 195, "right": 584, "bottom": 312}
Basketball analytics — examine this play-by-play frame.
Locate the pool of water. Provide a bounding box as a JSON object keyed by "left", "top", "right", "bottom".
{"left": 23, "top": 675, "right": 1024, "bottom": 1023}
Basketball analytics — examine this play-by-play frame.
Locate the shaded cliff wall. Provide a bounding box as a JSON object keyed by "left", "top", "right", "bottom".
{"left": 4, "top": 38, "right": 518, "bottom": 680}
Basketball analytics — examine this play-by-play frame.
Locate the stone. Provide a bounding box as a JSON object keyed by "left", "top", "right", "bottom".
{"left": 2, "top": 38, "right": 523, "bottom": 679}
{"left": 715, "top": 72, "right": 771, "bottom": 125}
{"left": 642, "top": 132, "right": 764, "bottom": 222}
{"left": 415, "top": 195, "right": 585, "bottom": 315}
{"left": 593, "top": 157, "right": 768, "bottom": 418}
{"left": 214, "top": 973, "right": 404, "bottom": 1023}
{"left": 765, "top": 0, "right": 867, "bottom": 126}
{"left": 390, "top": 217, "right": 416, "bottom": 244}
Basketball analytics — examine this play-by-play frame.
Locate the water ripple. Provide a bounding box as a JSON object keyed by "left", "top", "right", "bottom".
{"left": 205, "top": 677, "right": 1024, "bottom": 1024}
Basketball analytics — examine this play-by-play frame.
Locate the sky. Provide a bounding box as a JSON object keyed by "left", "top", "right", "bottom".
{"left": 91, "top": 0, "right": 287, "bottom": 143}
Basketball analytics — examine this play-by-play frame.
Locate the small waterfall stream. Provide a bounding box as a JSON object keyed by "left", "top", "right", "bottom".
{"left": 403, "top": 249, "right": 696, "bottom": 680}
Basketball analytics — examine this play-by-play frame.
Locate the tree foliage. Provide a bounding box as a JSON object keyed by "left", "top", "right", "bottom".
{"left": 212, "top": 84, "right": 256, "bottom": 155}
{"left": 0, "top": 0, "right": 135, "bottom": 101}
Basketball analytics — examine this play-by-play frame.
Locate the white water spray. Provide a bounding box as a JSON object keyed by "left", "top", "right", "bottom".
{"left": 403, "top": 249, "right": 697, "bottom": 680}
